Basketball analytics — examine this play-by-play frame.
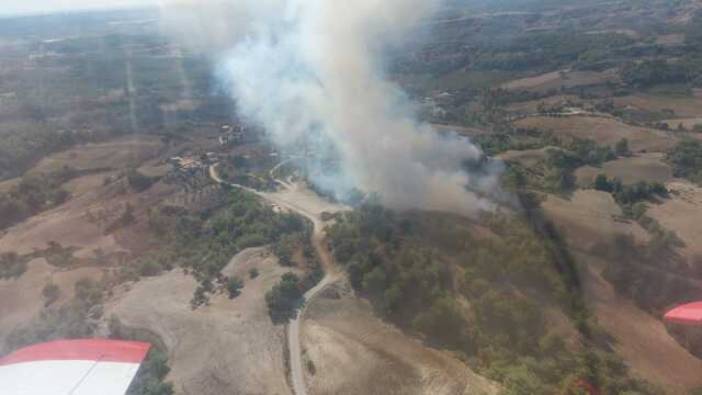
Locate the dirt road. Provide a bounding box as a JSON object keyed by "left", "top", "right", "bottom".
{"left": 209, "top": 163, "right": 346, "bottom": 395}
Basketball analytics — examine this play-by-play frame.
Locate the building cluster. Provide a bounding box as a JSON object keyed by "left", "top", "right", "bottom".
{"left": 218, "top": 124, "right": 246, "bottom": 146}
{"left": 168, "top": 152, "right": 219, "bottom": 175}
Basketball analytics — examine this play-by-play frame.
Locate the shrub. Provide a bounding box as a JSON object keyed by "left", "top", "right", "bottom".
{"left": 42, "top": 283, "right": 61, "bottom": 306}
{"left": 226, "top": 276, "right": 244, "bottom": 299}
{"left": 668, "top": 139, "right": 702, "bottom": 184}
{"left": 0, "top": 252, "right": 27, "bottom": 279}
{"left": 265, "top": 273, "right": 303, "bottom": 323}
{"left": 139, "top": 261, "right": 163, "bottom": 277}
{"left": 126, "top": 169, "right": 156, "bottom": 192}
{"left": 126, "top": 349, "right": 174, "bottom": 395}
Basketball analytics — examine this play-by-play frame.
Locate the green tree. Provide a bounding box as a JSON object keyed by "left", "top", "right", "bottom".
{"left": 265, "top": 273, "right": 303, "bottom": 323}
{"left": 593, "top": 174, "right": 613, "bottom": 192}
{"left": 615, "top": 138, "right": 630, "bottom": 157}
{"left": 42, "top": 283, "right": 61, "bottom": 306}
{"left": 226, "top": 276, "right": 244, "bottom": 299}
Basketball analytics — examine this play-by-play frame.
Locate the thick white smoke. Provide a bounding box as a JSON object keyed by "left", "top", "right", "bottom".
{"left": 162, "top": 0, "right": 503, "bottom": 215}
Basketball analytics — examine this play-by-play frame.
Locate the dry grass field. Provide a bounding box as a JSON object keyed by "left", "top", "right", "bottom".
{"left": 501, "top": 69, "right": 617, "bottom": 92}
{"left": 579, "top": 253, "right": 702, "bottom": 394}
{"left": 515, "top": 116, "right": 676, "bottom": 152}
{"left": 498, "top": 147, "right": 554, "bottom": 167}
{"left": 301, "top": 280, "right": 499, "bottom": 395}
{"left": 28, "top": 135, "right": 165, "bottom": 175}
{"left": 0, "top": 258, "right": 103, "bottom": 351}
{"left": 613, "top": 92, "right": 702, "bottom": 118}
{"left": 647, "top": 181, "right": 702, "bottom": 259}
{"left": 505, "top": 94, "right": 582, "bottom": 114}
{"left": 575, "top": 153, "right": 673, "bottom": 186}
{"left": 542, "top": 190, "right": 650, "bottom": 251}
{"left": 107, "top": 248, "right": 295, "bottom": 395}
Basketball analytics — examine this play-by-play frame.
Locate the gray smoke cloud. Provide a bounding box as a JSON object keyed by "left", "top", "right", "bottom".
{"left": 161, "top": 0, "right": 503, "bottom": 216}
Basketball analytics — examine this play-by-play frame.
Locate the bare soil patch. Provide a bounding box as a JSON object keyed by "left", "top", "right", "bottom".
{"left": 575, "top": 153, "right": 673, "bottom": 186}
{"left": 663, "top": 117, "right": 702, "bottom": 130}
{"left": 656, "top": 33, "right": 685, "bottom": 46}
{"left": 647, "top": 181, "right": 702, "bottom": 259}
{"left": 542, "top": 190, "right": 649, "bottom": 250}
{"left": 106, "top": 248, "right": 294, "bottom": 395}
{"left": 0, "top": 177, "right": 20, "bottom": 193}
{"left": 505, "top": 94, "right": 582, "bottom": 114}
{"left": 0, "top": 258, "right": 103, "bottom": 350}
{"left": 29, "top": 135, "right": 165, "bottom": 175}
{"left": 301, "top": 281, "right": 499, "bottom": 395}
{"left": 62, "top": 171, "right": 119, "bottom": 197}
{"left": 498, "top": 147, "right": 555, "bottom": 167}
{"left": 579, "top": 253, "right": 702, "bottom": 393}
{"left": 514, "top": 116, "right": 675, "bottom": 152}
{"left": 501, "top": 69, "right": 617, "bottom": 92}
{"left": 613, "top": 94, "right": 702, "bottom": 118}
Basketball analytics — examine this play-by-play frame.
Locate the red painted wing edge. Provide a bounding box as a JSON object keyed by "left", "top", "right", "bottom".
{"left": 664, "top": 302, "right": 702, "bottom": 326}
{"left": 0, "top": 339, "right": 151, "bottom": 366}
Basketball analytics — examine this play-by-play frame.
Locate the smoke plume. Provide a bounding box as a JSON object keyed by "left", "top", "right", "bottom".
{"left": 161, "top": 0, "right": 503, "bottom": 215}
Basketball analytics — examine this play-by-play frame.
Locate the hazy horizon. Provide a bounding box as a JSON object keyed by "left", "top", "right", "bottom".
{"left": 0, "top": 0, "right": 157, "bottom": 17}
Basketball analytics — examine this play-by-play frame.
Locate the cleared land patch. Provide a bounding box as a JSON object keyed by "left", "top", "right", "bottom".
{"left": 580, "top": 253, "right": 702, "bottom": 394}
{"left": 613, "top": 93, "right": 702, "bottom": 118}
{"left": 514, "top": 116, "right": 675, "bottom": 152}
{"left": 647, "top": 181, "right": 702, "bottom": 259}
{"left": 542, "top": 189, "right": 649, "bottom": 251}
{"left": 301, "top": 281, "right": 499, "bottom": 395}
{"left": 107, "top": 248, "right": 294, "bottom": 395}
{"left": 29, "top": 135, "right": 164, "bottom": 175}
{"left": 575, "top": 153, "right": 673, "bottom": 186}
{"left": 0, "top": 258, "right": 102, "bottom": 351}
{"left": 498, "top": 147, "right": 554, "bottom": 167}
{"left": 501, "top": 69, "right": 617, "bottom": 92}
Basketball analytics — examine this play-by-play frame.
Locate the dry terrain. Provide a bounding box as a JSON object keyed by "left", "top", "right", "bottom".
{"left": 301, "top": 280, "right": 499, "bottom": 395}
{"left": 505, "top": 94, "right": 582, "bottom": 114}
{"left": 579, "top": 253, "right": 702, "bottom": 394}
{"left": 613, "top": 92, "right": 702, "bottom": 119}
{"left": 501, "top": 69, "right": 617, "bottom": 92}
{"left": 28, "top": 135, "right": 165, "bottom": 175}
{"left": 498, "top": 147, "right": 555, "bottom": 167}
{"left": 542, "top": 189, "right": 650, "bottom": 251}
{"left": 575, "top": 153, "right": 673, "bottom": 186}
{"left": 663, "top": 117, "right": 702, "bottom": 130}
{"left": 515, "top": 116, "right": 675, "bottom": 152}
{"left": 106, "top": 248, "right": 294, "bottom": 395}
{"left": 0, "top": 258, "right": 103, "bottom": 350}
{"left": 647, "top": 180, "right": 702, "bottom": 259}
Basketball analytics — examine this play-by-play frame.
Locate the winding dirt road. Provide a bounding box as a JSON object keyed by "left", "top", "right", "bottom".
{"left": 209, "top": 163, "right": 346, "bottom": 395}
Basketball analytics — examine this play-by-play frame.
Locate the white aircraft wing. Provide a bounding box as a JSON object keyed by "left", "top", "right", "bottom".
{"left": 0, "top": 339, "right": 151, "bottom": 395}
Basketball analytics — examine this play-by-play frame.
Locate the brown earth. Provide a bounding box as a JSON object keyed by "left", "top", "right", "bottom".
{"left": 575, "top": 153, "right": 673, "bottom": 186}
{"left": 579, "top": 252, "right": 702, "bottom": 394}
{"left": 647, "top": 180, "right": 702, "bottom": 260}
{"left": 106, "top": 247, "right": 295, "bottom": 395}
{"left": 0, "top": 191, "right": 125, "bottom": 257}
{"left": 505, "top": 94, "right": 582, "bottom": 114}
{"left": 301, "top": 280, "right": 499, "bottom": 395}
{"left": 542, "top": 189, "right": 650, "bottom": 251}
{"left": 0, "top": 177, "right": 20, "bottom": 193}
{"left": 501, "top": 69, "right": 617, "bottom": 92}
{"left": 613, "top": 93, "right": 702, "bottom": 118}
{"left": 662, "top": 117, "right": 702, "bottom": 130}
{"left": 514, "top": 116, "right": 676, "bottom": 152}
{"left": 0, "top": 258, "right": 103, "bottom": 351}
{"left": 29, "top": 135, "right": 165, "bottom": 175}
{"left": 498, "top": 146, "right": 556, "bottom": 167}
{"left": 655, "top": 34, "right": 685, "bottom": 46}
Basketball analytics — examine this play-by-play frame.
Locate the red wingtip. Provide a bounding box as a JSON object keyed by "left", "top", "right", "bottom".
{"left": 0, "top": 339, "right": 151, "bottom": 366}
